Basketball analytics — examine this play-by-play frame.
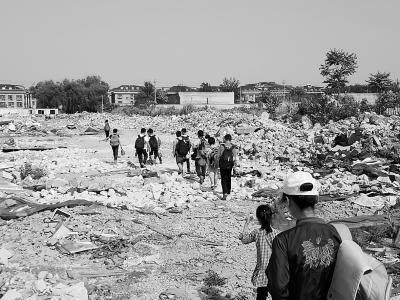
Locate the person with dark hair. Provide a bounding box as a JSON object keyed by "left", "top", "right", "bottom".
{"left": 173, "top": 130, "right": 184, "bottom": 175}
{"left": 180, "top": 128, "right": 191, "bottom": 174}
{"left": 135, "top": 128, "right": 149, "bottom": 168}
{"left": 147, "top": 128, "right": 162, "bottom": 164}
{"left": 239, "top": 205, "right": 279, "bottom": 300}
{"left": 104, "top": 120, "right": 111, "bottom": 138}
{"left": 217, "top": 134, "right": 237, "bottom": 200}
{"left": 205, "top": 136, "right": 218, "bottom": 189}
{"left": 192, "top": 130, "right": 207, "bottom": 184}
{"left": 266, "top": 171, "right": 341, "bottom": 300}
{"left": 109, "top": 128, "right": 123, "bottom": 164}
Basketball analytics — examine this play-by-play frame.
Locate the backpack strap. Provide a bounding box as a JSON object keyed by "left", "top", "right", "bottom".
{"left": 331, "top": 223, "right": 353, "bottom": 241}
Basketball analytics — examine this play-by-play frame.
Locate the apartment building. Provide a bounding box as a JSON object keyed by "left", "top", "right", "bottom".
{"left": 108, "top": 85, "right": 142, "bottom": 106}
{"left": 0, "top": 84, "right": 36, "bottom": 109}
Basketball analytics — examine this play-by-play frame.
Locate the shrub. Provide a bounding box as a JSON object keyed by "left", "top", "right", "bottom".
{"left": 20, "top": 162, "right": 47, "bottom": 180}
{"left": 203, "top": 270, "right": 227, "bottom": 287}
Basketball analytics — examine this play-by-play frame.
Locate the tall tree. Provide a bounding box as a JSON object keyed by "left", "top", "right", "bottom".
{"left": 199, "top": 82, "right": 213, "bottom": 92}
{"left": 366, "top": 72, "right": 392, "bottom": 93}
{"left": 319, "top": 49, "right": 358, "bottom": 96}
{"left": 220, "top": 77, "right": 240, "bottom": 99}
{"left": 136, "top": 81, "right": 166, "bottom": 105}
{"left": 169, "top": 85, "right": 194, "bottom": 92}
{"left": 30, "top": 80, "right": 65, "bottom": 109}
{"left": 257, "top": 91, "right": 282, "bottom": 116}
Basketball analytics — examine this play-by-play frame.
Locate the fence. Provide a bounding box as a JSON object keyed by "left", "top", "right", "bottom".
{"left": 386, "top": 106, "right": 400, "bottom": 116}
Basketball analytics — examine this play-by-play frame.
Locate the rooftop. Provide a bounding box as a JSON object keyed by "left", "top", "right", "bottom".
{"left": 110, "top": 85, "right": 143, "bottom": 92}
{"left": 0, "top": 84, "right": 26, "bottom": 91}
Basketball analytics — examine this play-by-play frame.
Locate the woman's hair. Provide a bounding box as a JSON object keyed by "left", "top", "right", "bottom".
{"left": 113, "top": 128, "right": 118, "bottom": 133}
{"left": 256, "top": 205, "right": 273, "bottom": 233}
{"left": 176, "top": 131, "right": 181, "bottom": 137}
{"left": 208, "top": 137, "right": 215, "bottom": 145}
{"left": 224, "top": 134, "right": 232, "bottom": 141}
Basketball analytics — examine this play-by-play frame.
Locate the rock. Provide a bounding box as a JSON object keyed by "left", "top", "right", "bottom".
{"left": 0, "top": 248, "right": 14, "bottom": 265}
{"left": 1, "top": 290, "right": 22, "bottom": 300}
{"left": 34, "top": 279, "right": 47, "bottom": 293}
{"left": 301, "top": 115, "right": 312, "bottom": 130}
{"left": 37, "top": 271, "right": 48, "bottom": 280}
{"left": 2, "top": 171, "right": 14, "bottom": 181}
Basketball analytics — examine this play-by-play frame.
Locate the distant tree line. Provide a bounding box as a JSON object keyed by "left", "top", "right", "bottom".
{"left": 30, "top": 75, "right": 109, "bottom": 114}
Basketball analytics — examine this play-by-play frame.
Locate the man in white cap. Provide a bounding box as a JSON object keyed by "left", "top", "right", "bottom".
{"left": 266, "top": 171, "right": 341, "bottom": 300}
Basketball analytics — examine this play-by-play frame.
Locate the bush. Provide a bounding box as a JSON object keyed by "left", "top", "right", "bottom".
{"left": 297, "top": 94, "right": 364, "bottom": 124}
{"left": 112, "top": 104, "right": 209, "bottom": 117}
{"left": 203, "top": 270, "right": 227, "bottom": 287}
{"left": 20, "top": 162, "right": 47, "bottom": 180}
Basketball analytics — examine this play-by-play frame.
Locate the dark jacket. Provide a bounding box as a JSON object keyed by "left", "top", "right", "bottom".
{"left": 266, "top": 217, "right": 341, "bottom": 300}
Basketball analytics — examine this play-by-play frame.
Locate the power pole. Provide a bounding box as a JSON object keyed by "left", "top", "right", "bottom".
{"left": 101, "top": 95, "right": 104, "bottom": 113}
{"left": 154, "top": 80, "right": 157, "bottom": 104}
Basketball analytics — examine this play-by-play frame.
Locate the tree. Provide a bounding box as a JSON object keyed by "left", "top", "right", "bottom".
{"left": 30, "top": 80, "right": 65, "bottom": 109}
{"left": 136, "top": 82, "right": 167, "bottom": 106}
{"left": 375, "top": 91, "right": 398, "bottom": 115}
{"left": 257, "top": 91, "right": 282, "bottom": 116}
{"left": 297, "top": 95, "right": 337, "bottom": 124}
{"left": 199, "top": 82, "right": 213, "bottom": 92}
{"left": 366, "top": 72, "right": 393, "bottom": 93}
{"left": 169, "top": 85, "right": 194, "bottom": 93}
{"left": 320, "top": 49, "right": 358, "bottom": 96}
{"left": 290, "top": 87, "right": 306, "bottom": 102}
{"left": 220, "top": 77, "right": 240, "bottom": 99}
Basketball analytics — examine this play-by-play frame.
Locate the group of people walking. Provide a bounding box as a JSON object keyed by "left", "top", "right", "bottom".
{"left": 104, "top": 120, "right": 162, "bottom": 167}
{"left": 173, "top": 128, "right": 237, "bottom": 200}
{"left": 105, "top": 120, "right": 238, "bottom": 200}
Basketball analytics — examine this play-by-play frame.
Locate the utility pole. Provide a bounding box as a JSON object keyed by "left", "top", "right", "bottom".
{"left": 154, "top": 80, "right": 157, "bottom": 104}
{"left": 101, "top": 95, "right": 104, "bottom": 113}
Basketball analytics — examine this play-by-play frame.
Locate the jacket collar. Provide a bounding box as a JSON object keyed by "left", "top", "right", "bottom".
{"left": 296, "top": 217, "right": 326, "bottom": 226}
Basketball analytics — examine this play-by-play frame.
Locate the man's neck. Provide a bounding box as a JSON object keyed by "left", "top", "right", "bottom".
{"left": 295, "top": 209, "right": 315, "bottom": 220}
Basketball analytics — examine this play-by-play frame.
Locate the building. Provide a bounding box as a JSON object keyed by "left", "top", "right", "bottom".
{"left": 30, "top": 108, "right": 59, "bottom": 116}
{"left": 108, "top": 85, "right": 143, "bottom": 106}
{"left": 178, "top": 92, "right": 234, "bottom": 105}
{"left": 0, "top": 84, "right": 36, "bottom": 109}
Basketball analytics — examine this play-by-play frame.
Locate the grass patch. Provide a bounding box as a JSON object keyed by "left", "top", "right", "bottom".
{"left": 19, "top": 162, "right": 47, "bottom": 180}
{"left": 112, "top": 104, "right": 209, "bottom": 117}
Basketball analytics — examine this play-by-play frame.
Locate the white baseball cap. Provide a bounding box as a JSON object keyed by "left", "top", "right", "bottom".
{"left": 282, "top": 171, "right": 319, "bottom": 196}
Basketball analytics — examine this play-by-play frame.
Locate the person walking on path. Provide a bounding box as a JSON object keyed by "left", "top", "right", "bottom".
{"left": 135, "top": 128, "right": 149, "bottom": 168}
{"left": 147, "top": 128, "right": 162, "bottom": 164}
{"left": 266, "top": 171, "right": 341, "bottom": 300}
{"left": 109, "top": 128, "right": 123, "bottom": 164}
{"left": 193, "top": 130, "right": 207, "bottom": 184}
{"left": 104, "top": 120, "right": 111, "bottom": 138}
{"left": 174, "top": 130, "right": 192, "bottom": 176}
{"left": 239, "top": 205, "right": 279, "bottom": 300}
{"left": 181, "top": 128, "right": 191, "bottom": 174}
{"left": 205, "top": 136, "right": 219, "bottom": 189}
{"left": 217, "top": 134, "right": 237, "bottom": 200}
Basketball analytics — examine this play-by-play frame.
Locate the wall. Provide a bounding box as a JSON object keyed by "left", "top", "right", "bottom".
{"left": 178, "top": 92, "right": 234, "bottom": 105}
{"left": 156, "top": 103, "right": 252, "bottom": 110}
{"left": 0, "top": 108, "right": 30, "bottom": 116}
{"left": 343, "top": 93, "right": 379, "bottom": 105}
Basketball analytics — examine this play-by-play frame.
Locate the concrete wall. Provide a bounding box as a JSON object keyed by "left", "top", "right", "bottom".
{"left": 157, "top": 103, "right": 252, "bottom": 110}
{"left": 178, "top": 92, "right": 234, "bottom": 105}
{"left": 343, "top": 93, "right": 379, "bottom": 105}
{"left": 0, "top": 108, "right": 30, "bottom": 116}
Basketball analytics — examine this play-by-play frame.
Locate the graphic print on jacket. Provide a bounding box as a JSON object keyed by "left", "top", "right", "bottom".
{"left": 301, "top": 237, "right": 336, "bottom": 269}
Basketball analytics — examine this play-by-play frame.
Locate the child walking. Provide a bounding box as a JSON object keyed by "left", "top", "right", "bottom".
{"left": 206, "top": 136, "right": 218, "bottom": 189}
{"left": 109, "top": 128, "right": 123, "bottom": 164}
{"left": 239, "top": 205, "right": 279, "bottom": 300}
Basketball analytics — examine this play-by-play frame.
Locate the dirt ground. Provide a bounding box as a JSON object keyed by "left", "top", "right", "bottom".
{"left": 0, "top": 131, "right": 266, "bottom": 299}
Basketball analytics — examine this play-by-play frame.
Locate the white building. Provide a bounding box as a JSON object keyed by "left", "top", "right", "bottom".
{"left": 108, "top": 85, "right": 142, "bottom": 106}
{"left": 0, "top": 84, "right": 36, "bottom": 109}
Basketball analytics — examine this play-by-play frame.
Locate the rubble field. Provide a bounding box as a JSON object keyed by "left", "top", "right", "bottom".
{"left": 0, "top": 110, "right": 400, "bottom": 299}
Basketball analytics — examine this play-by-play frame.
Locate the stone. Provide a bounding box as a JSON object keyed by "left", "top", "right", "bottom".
{"left": 0, "top": 248, "right": 14, "bottom": 265}
{"left": 34, "top": 279, "right": 47, "bottom": 292}
{"left": 1, "top": 290, "right": 22, "bottom": 300}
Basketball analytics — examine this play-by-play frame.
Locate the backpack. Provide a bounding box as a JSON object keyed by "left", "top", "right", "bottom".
{"left": 176, "top": 139, "right": 190, "bottom": 156}
{"left": 208, "top": 148, "right": 219, "bottom": 169}
{"left": 149, "top": 135, "right": 158, "bottom": 149}
{"left": 109, "top": 134, "right": 120, "bottom": 146}
{"left": 135, "top": 135, "right": 145, "bottom": 149}
{"left": 104, "top": 123, "right": 110, "bottom": 131}
{"left": 219, "top": 145, "right": 234, "bottom": 169}
{"left": 196, "top": 138, "right": 207, "bottom": 158}
{"left": 327, "top": 223, "right": 392, "bottom": 300}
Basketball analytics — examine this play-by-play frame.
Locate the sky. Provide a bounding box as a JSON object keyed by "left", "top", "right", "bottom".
{"left": 1, "top": 0, "right": 399, "bottom": 88}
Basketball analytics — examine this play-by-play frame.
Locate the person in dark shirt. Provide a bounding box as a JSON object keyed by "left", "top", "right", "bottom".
{"left": 266, "top": 171, "right": 341, "bottom": 300}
